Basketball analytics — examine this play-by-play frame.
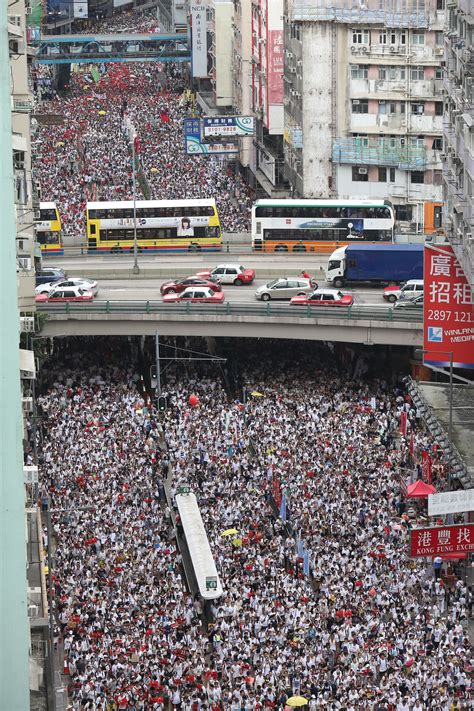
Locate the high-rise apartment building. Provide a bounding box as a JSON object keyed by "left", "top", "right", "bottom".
{"left": 284, "top": 0, "right": 445, "bottom": 233}
{"left": 249, "top": 0, "right": 286, "bottom": 194}
{"left": 194, "top": 0, "right": 234, "bottom": 113}
{"left": 9, "top": 3, "right": 36, "bottom": 309}
{"left": 232, "top": 0, "right": 253, "bottom": 166}
{"left": 443, "top": 0, "right": 473, "bottom": 286}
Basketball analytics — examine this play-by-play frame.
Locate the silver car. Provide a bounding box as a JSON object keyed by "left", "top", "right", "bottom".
{"left": 255, "top": 277, "right": 313, "bottom": 301}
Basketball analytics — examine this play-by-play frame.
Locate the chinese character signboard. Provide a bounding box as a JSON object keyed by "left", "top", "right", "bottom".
{"left": 268, "top": 30, "right": 284, "bottom": 106}
{"left": 410, "top": 523, "right": 474, "bottom": 557}
{"left": 184, "top": 118, "right": 239, "bottom": 155}
{"left": 423, "top": 245, "right": 474, "bottom": 368}
{"left": 203, "top": 116, "right": 255, "bottom": 138}
{"left": 428, "top": 489, "right": 474, "bottom": 516}
{"left": 191, "top": 4, "right": 207, "bottom": 78}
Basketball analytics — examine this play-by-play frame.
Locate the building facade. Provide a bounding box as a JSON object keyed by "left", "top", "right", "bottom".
{"left": 249, "top": 0, "right": 286, "bottom": 194}
{"left": 193, "top": 0, "right": 234, "bottom": 113}
{"left": 443, "top": 0, "right": 473, "bottom": 286}
{"left": 9, "top": 3, "right": 36, "bottom": 310}
{"left": 284, "top": 0, "right": 445, "bottom": 233}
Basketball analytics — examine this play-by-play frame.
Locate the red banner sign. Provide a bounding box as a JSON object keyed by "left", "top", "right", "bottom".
{"left": 423, "top": 245, "right": 474, "bottom": 368}
{"left": 400, "top": 410, "right": 407, "bottom": 436}
{"left": 422, "top": 450, "right": 432, "bottom": 485}
{"left": 410, "top": 523, "right": 474, "bottom": 557}
{"left": 267, "top": 30, "right": 284, "bottom": 106}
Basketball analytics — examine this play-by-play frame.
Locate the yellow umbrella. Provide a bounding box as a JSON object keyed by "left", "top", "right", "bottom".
{"left": 55, "top": 141, "right": 65, "bottom": 147}
{"left": 232, "top": 537, "right": 242, "bottom": 547}
{"left": 221, "top": 528, "right": 238, "bottom": 537}
{"left": 250, "top": 391, "right": 264, "bottom": 397}
{"left": 150, "top": 167, "right": 158, "bottom": 173}
{"left": 286, "top": 697, "right": 308, "bottom": 708}
{"left": 98, "top": 110, "right": 107, "bottom": 116}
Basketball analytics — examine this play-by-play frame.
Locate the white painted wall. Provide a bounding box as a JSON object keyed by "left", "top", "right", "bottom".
{"left": 214, "top": 1, "right": 234, "bottom": 106}
{"left": 301, "top": 22, "right": 333, "bottom": 196}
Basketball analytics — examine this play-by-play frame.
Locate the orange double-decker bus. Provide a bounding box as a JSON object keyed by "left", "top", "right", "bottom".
{"left": 251, "top": 199, "right": 394, "bottom": 253}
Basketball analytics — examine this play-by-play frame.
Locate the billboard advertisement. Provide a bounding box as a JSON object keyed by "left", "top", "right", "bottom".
{"left": 423, "top": 244, "right": 474, "bottom": 368}
{"left": 183, "top": 118, "right": 239, "bottom": 155}
{"left": 428, "top": 489, "right": 474, "bottom": 517}
{"left": 410, "top": 524, "right": 474, "bottom": 557}
{"left": 203, "top": 116, "right": 255, "bottom": 138}
{"left": 267, "top": 30, "right": 284, "bottom": 105}
{"left": 191, "top": 4, "right": 207, "bottom": 78}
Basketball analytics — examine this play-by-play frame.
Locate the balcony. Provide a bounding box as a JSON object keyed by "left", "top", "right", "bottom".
{"left": 333, "top": 137, "right": 426, "bottom": 170}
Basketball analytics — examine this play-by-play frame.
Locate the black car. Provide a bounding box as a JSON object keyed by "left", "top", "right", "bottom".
{"left": 35, "top": 268, "right": 67, "bottom": 287}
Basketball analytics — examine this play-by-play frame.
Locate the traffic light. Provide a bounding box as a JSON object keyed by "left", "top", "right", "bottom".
{"left": 157, "top": 395, "right": 167, "bottom": 412}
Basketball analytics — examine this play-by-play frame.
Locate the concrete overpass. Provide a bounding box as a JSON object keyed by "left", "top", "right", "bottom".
{"left": 33, "top": 33, "right": 190, "bottom": 64}
{"left": 38, "top": 301, "right": 423, "bottom": 345}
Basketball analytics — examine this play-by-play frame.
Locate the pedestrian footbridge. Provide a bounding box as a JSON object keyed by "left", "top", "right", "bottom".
{"left": 33, "top": 34, "right": 191, "bottom": 64}
{"left": 38, "top": 301, "right": 423, "bottom": 346}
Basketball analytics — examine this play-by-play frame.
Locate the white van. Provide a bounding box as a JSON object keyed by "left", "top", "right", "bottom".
{"left": 383, "top": 279, "right": 424, "bottom": 303}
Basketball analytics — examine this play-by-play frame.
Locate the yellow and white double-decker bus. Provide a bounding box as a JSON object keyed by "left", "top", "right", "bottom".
{"left": 86, "top": 198, "right": 222, "bottom": 253}
{"left": 35, "top": 202, "right": 63, "bottom": 255}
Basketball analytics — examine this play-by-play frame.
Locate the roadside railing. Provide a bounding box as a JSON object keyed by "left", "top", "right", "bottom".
{"left": 37, "top": 300, "right": 423, "bottom": 324}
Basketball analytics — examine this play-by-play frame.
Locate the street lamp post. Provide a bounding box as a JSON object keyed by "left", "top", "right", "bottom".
{"left": 132, "top": 134, "right": 139, "bottom": 275}
{"left": 415, "top": 348, "right": 454, "bottom": 487}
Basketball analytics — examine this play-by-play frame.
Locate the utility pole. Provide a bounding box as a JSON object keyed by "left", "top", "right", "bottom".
{"left": 132, "top": 133, "right": 139, "bottom": 275}
{"left": 0, "top": 8, "right": 30, "bottom": 709}
{"left": 155, "top": 331, "right": 161, "bottom": 398}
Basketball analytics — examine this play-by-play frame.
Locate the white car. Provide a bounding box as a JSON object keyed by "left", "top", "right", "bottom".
{"left": 383, "top": 279, "right": 424, "bottom": 303}
{"left": 255, "top": 278, "right": 313, "bottom": 301}
{"left": 35, "top": 277, "right": 98, "bottom": 296}
{"left": 196, "top": 264, "right": 255, "bottom": 285}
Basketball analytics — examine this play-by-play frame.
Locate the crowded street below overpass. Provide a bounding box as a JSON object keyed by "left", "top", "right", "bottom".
{"left": 33, "top": 337, "right": 472, "bottom": 711}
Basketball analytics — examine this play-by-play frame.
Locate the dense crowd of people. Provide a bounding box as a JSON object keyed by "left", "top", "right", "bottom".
{"left": 36, "top": 340, "right": 472, "bottom": 710}
{"left": 33, "top": 59, "right": 253, "bottom": 236}
{"left": 76, "top": 8, "right": 162, "bottom": 35}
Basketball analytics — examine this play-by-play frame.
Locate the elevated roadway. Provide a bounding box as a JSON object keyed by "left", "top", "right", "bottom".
{"left": 38, "top": 300, "right": 423, "bottom": 345}
{"left": 34, "top": 33, "right": 190, "bottom": 64}
{"left": 40, "top": 254, "right": 423, "bottom": 344}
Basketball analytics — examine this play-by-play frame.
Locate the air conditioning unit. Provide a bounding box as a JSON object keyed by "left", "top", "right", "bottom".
{"left": 17, "top": 256, "right": 31, "bottom": 271}
{"left": 27, "top": 604, "right": 39, "bottom": 619}
{"left": 20, "top": 316, "right": 35, "bottom": 333}
{"left": 389, "top": 46, "right": 399, "bottom": 53}
{"left": 350, "top": 45, "right": 359, "bottom": 53}
{"left": 22, "top": 397, "right": 33, "bottom": 413}
{"left": 358, "top": 167, "right": 368, "bottom": 174}
{"left": 23, "top": 465, "right": 38, "bottom": 484}
{"left": 434, "top": 47, "right": 444, "bottom": 56}
{"left": 290, "top": 66, "right": 296, "bottom": 73}
{"left": 25, "top": 6, "right": 32, "bottom": 15}
{"left": 361, "top": 46, "right": 369, "bottom": 53}
{"left": 353, "top": 99, "right": 360, "bottom": 105}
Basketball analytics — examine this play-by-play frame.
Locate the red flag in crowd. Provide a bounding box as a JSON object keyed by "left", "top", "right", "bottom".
{"left": 133, "top": 135, "right": 141, "bottom": 154}
{"left": 160, "top": 109, "right": 170, "bottom": 123}
{"left": 422, "top": 450, "right": 432, "bottom": 485}
{"left": 400, "top": 410, "right": 407, "bottom": 436}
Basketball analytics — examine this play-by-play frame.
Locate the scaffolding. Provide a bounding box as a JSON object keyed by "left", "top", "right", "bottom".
{"left": 332, "top": 137, "right": 427, "bottom": 170}
{"left": 292, "top": 0, "right": 431, "bottom": 28}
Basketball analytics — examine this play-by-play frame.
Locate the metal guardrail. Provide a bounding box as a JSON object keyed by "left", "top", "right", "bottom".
{"left": 37, "top": 300, "right": 423, "bottom": 324}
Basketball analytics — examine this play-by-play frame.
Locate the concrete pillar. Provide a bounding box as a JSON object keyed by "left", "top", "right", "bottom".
{"left": 0, "top": 8, "right": 30, "bottom": 710}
